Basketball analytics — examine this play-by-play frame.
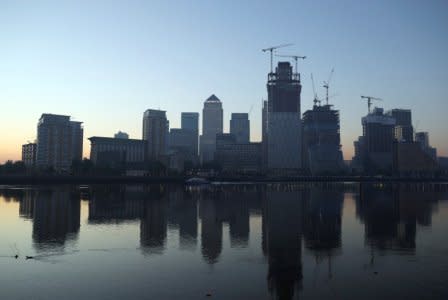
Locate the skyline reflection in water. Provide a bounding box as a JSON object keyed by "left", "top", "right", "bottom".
{"left": 0, "top": 183, "right": 447, "bottom": 300}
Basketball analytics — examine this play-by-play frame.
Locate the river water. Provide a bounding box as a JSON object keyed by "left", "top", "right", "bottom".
{"left": 0, "top": 183, "right": 447, "bottom": 300}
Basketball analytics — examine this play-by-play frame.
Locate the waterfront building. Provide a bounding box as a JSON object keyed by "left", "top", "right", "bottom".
{"left": 168, "top": 128, "right": 198, "bottom": 163}
{"left": 142, "top": 109, "right": 168, "bottom": 161}
{"left": 353, "top": 107, "right": 396, "bottom": 172}
{"left": 415, "top": 132, "right": 437, "bottom": 161}
{"left": 262, "top": 100, "right": 268, "bottom": 169}
{"left": 393, "top": 141, "right": 438, "bottom": 176}
{"left": 88, "top": 136, "right": 145, "bottom": 167}
{"left": 200, "top": 95, "right": 223, "bottom": 164}
{"left": 215, "top": 142, "right": 262, "bottom": 173}
{"left": 302, "top": 104, "right": 344, "bottom": 175}
{"left": 386, "top": 109, "right": 413, "bottom": 142}
{"left": 36, "top": 114, "right": 83, "bottom": 171}
{"left": 230, "top": 113, "right": 250, "bottom": 143}
{"left": 22, "top": 142, "right": 37, "bottom": 167}
{"left": 266, "top": 62, "right": 302, "bottom": 172}
{"left": 181, "top": 112, "right": 199, "bottom": 156}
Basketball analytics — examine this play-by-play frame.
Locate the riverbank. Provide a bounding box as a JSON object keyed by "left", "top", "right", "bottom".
{"left": 0, "top": 175, "right": 447, "bottom": 185}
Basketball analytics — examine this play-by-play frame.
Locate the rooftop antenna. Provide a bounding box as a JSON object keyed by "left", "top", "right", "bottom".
{"left": 262, "top": 43, "right": 293, "bottom": 73}
{"left": 276, "top": 54, "right": 306, "bottom": 73}
{"left": 323, "top": 68, "right": 334, "bottom": 105}
{"left": 361, "top": 95, "right": 383, "bottom": 113}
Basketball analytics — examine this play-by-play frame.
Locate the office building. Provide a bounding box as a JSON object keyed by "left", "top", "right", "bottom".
{"left": 386, "top": 109, "right": 413, "bottom": 142}
{"left": 262, "top": 100, "right": 268, "bottom": 169}
{"left": 352, "top": 107, "right": 395, "bottom": 172}
{"left": 215, "top": 142, "right": 262, "bottom": 173}
{"left": 142, "top": 109, "right": 168, "bottom": 161}
{"left": 36, "top": 114, "right": 83, "bottom": 171}
{"left": 230, "top": 113, "right": 250, "bottom": 143}
{"left": 89, "top": 136, "right": 145, "bottom": 167}
{"left": 393, "top": 142, "right": 438, "bottom": 176}
{"left": 266, "top": 62, "right": 302, "bottom": 171}
{"left": 302, "top": 104, "right": 344, "bottom": 175}
{"left": 200, "top": 95, "right": 223, "bottom": 163}
{"left": 415, "top": 132, "right": 437, "bottom": 161}
{"left": 168, "top": 128, "right": 198, "bottom": 163}
{"left": 22, "top": 142, "right": 37, "bottom": 167}
{"left": 181, "top": 112, "right": 199, "bottom": 156}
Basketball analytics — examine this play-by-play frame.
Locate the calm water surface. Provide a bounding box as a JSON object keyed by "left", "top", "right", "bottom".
{"left": 0, "top": 183, "right": 447, "bottom": 300}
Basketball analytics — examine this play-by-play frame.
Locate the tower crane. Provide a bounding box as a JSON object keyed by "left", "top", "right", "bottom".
{"left": 323, "top": 68, "right": 334, "bottom": 105}
{"left": 275, "top": 54, "right": 306, "bottom": 73}
{"left": 262, "top": 43, "right": 293, "bottom": 73}
{"left": 311, "top": 73, "right": 321, "bottom": 107}
{"left": 361, "top": 95, "right": 382, "bottom": 113}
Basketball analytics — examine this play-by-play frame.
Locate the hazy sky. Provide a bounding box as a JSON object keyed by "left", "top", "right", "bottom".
{"left": 1, "top": 0, "right": 447, "bottom": 162}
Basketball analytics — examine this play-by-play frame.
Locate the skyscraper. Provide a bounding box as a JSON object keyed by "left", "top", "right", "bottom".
{"left": 230, "top": 113, "right": 250, "bottom": 144}
{"left": 142, "top": 109, "right": 168, "bottom": 161}
{"left": 200, "top": 94, "right": 223, "bottom": 164}
{"left": 302, "top": 104, "right": 344, "bottom": 175}
{"left": 386, "top": 109, "right": 413, "bottom": 142}
{"left": 353, "top": 107, "right": 396, "bottom": 172}
{"left": 36, "top": 114, "right": 83, "bottom": 171}
{"left": 266, "top": 62, "right": 302, "bottom": 171}
{"left": 181, "top": 112, "right": 199, "bottom": 156}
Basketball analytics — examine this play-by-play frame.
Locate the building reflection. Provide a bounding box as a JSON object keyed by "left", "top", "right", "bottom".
{"left": 27, "top": 187, "right": 80, "bottom": 251}
{"left": 199, "top": 190, "right": 224, "bottom": 264}
{"left": 167, "top": 187, "right": 198, "bottom": 250}
{"left": 88, "top": 185, "right": 144, "bottom": 224}
{"left": 140, "top": 187, "right": 168, "bottom": 255}
{"left": 357, "top": 183, "right": 437, "bottom": 254}
{"left": 263, "top": 188, "right": 303, "bottom": 300}
{"left": 303, "top": 187, "right": 343, "bottom": 279}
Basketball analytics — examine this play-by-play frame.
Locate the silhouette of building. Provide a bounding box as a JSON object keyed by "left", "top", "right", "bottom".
{"left": 386, "top": 109, "right": 413, "bottom": 142}
{"left": 262, "top": 100, "right": 268, "bottom": 170}
{"left": 142, "top": 109, "right": 168, "bottom": 161}
{"left": 168, "top": 128, "right": 198, "bottom": 163}
{"left": 353, "top": 107, "right": 396, "bottom": 172}
{"left": 200, "top": 95, "right": 223, "bottom": 164}
{"left": 393, "top": 141, "right": 438, "bottom": 176}
{"left": 302, "top": 104, "right": 344, "bottom": 175}
{"left": 22, "top": 142, "right": 37, "bottom": 167}
{"left": 215, "top": 141, "right": 262, "bottom": 173}
{"left": 230, "top": 113, "right": 250, "bottom": 143}
{"left": 89, "top": 136, "right": 145, "bottom": 167}
{"left": 266, "top": 62, "right": 302, "bottom": 172}
{"left": 36, "top": 114, "right": 83, "bottom": 171}
{"left": 181, "top": 112, "right": 199, "bottom": 156}
{"left": 199, "top": 192, "right": 224, "bottom": 264}
{"left": 114, "top": 131, "right": 129, "bottom": 139}
{"left": 415, "top": 132, "right": 437, "bottom": 161}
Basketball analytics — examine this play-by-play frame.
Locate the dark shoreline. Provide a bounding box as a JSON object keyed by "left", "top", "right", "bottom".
{"left": 0, "top": 175, "right": 447, "bottom": 185}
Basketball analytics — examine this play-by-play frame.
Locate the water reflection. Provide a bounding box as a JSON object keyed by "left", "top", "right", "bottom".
{"left": 16, "top": 187, "right": 80, "bottom": 251}
{"left": 0, "top": 183, "right": 447, "bottom": 299}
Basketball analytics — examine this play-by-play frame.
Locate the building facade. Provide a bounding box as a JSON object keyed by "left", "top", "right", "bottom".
{"left": 302, "top": 104, "right": 344, "bottom": 175}
{"left": 215, "top": 141, "right": 262, "bottom": 173}
{"left": 169, "top": 128, "right": 198, "bottom": 163}
{"left": 200, "top": 95, "right": 223, "bottom": 164}
{"left": 22, "top": 142, "right": 37, "bottom": 167}
{"left": 36, "top": 114, "right": 83, "bottom": 171}
{"left": 89, "top": 136, "right": 145, "bottom": 167}
{"left": 386, "top": 109, "right": 413, "bottom": 142}
{"left": 266, "top": 62, "right": 302, "bottom": 171}
{"left": 142, "top": 109, "right": 168, "bottom": 161}
{"left": 181, "top": 112, "right": 199, "bottom": 156}
{"left": 230, "top": 113, "right": 250, "bottom": 144}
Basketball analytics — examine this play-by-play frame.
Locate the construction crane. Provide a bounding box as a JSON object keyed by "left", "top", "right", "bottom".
{"left": 311, "top": 73, "right": 321, "bottom": 107}
{"left": 322, "top": 68, "right": 334, "bottom": 105}
{"left": 276, "top": 54, "right": 306, "bottom": 73}
{"left": 262, "top": 43, "right": 293, "bottom": 73}
{"left": 361, "top": 95, "right": 382, "bottom": 113}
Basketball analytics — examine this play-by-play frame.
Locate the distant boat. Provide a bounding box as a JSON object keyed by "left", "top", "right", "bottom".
{"left": 185, "top": 177, "right": 210, "bottom": 185}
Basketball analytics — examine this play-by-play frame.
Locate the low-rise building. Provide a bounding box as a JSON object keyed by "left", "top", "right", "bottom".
{"left": 215, "top": 142, "right": 262, "bottom": 174}
{"left": 89, "top": 137, "right": 145, "bottom": 168}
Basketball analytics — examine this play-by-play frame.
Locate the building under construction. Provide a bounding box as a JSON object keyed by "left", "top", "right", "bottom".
{"left": 302, "top": 104, "right": 344, "bottom": 175}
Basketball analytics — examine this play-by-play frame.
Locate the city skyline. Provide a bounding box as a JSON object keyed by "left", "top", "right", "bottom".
{"left": 1, "top": 0, "right": 448, "bottom": 163}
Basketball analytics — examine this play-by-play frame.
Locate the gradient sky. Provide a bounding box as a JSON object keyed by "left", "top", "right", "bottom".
{"left": 1, "top": 0, "right": 447, "bottom": 162}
